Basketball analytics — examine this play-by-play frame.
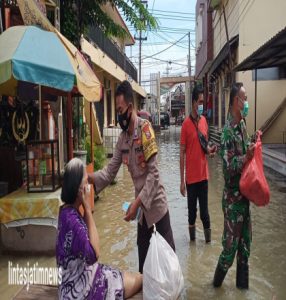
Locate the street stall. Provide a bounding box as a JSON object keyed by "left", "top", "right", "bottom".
{"left": 0, "top": 24, "right": 101, "bottom": 253}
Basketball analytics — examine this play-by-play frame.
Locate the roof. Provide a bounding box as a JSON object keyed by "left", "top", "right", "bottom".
{"left": 234, "top": 26, "right": 286, "bottom": 71}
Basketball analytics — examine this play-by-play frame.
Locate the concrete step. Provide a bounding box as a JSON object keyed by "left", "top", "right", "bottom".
{"left": 262, "top": 145, "right": 286, "bottom": 176}
{"left": 209, "top": 126, "right": 221, "bottom": 146}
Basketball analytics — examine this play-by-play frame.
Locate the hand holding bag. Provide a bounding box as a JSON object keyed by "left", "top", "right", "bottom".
{"left": 143, "top": 225, "right": 184, "bottom": 300}
{"left": 239, "top": 131, "right": 270, "bottom": 206}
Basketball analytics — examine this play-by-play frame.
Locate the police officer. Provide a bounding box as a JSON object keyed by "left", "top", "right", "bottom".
{"left": 88, "top": 80, "right": 175, "bottom": 273}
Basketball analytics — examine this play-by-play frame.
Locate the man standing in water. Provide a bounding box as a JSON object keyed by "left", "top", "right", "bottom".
{"left": 88, "top": 80, "right": 175, "bottom": 273}
{"left": 213, "top": 82, "right": 255, "bottom": 289}
{"left": 180, "top": 86, "right": 217, "bottom": 243}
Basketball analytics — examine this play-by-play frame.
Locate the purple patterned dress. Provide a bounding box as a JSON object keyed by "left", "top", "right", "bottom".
{"left": 56, "top": 206, "right": 124, "bottom": 300}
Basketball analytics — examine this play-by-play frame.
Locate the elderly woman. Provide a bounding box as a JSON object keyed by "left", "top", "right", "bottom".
{"left": 56, "top": 158, "right": 142, "bottom": 299}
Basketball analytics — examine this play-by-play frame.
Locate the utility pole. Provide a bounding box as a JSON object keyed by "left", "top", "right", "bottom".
{"left": 135, "top": 0, "right": 148, "bottom": 85}
{"left": 188, "top": 31, "right": 191, "bottom": 78}
{"left": 157, "top": 72, "right": 161, "bottom": 126}
{"left": 223, "top": 4, "right": 233, "bottom": 84}
{"left": 186, "top": 31, "right": 192, "bottom": 116}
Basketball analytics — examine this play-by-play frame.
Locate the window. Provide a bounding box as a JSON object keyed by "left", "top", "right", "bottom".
{"left": 252, "top": 67, "right": 286, "bottom": 81}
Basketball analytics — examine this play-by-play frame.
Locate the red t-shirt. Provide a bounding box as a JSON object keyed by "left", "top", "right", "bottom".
{"left": 180, "top": 116, "right": 209, "bottom": 184}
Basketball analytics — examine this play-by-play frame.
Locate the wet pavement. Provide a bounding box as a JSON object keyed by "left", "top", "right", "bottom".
{"left": 1, "top": 125, "right": 286, "bottom": 299}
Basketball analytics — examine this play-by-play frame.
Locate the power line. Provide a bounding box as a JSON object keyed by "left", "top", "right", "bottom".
{"left": 130, "top": 25, "right": 195, "bottom": 32}
{"left": 152, "top": 32, "right": 189, "bottom": 49}
{"left": 153, "top": 17, "right": 194, "bottom": 22}
{"left": 141, "top": 41, "right": 191, "bottom": 46}
{"left": 152, "top": 12, "right": 195, "bottom": 19}
{"left": 143, "top": 57, "right": 189, "bottom": 67}
{"left": 133, "top": 56, "right": 189, "bottom": 62}
{"left": 152, "top": 9, "right": 195, "bottom": 15}
{"left": 151, "top": 15, "right": 195, "bottom": 21}
{"left": 159, "top": 27, "right": 195, "bottom": 32}
{"left": 141, "top": 43, "right": 195, "bottom": 50}
{"left": 142, "top": 33, "right": 188, "bottom": 60}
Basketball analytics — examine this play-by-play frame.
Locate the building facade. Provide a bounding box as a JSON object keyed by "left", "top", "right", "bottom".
{"left": 195, "top": 0, "right": 286, "bottom": 143}
{"left": 82, "top": 5, "right": 146, "bottom": 137}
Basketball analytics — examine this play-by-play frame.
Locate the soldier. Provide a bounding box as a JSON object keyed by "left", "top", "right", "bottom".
{"left": 88, "top": 81, "right": 175, "bottom": 273}
{"left": 213, "top": 82, "right": 255, "bottom": 289}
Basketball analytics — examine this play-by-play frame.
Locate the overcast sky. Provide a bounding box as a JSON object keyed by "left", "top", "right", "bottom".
{"left": 124, "top": 0, "right": 197, "bottom": 93}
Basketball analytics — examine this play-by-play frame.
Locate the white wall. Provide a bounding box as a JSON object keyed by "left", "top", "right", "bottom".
{"left": 237, "top": 0, "right": 286, "bottom": 141}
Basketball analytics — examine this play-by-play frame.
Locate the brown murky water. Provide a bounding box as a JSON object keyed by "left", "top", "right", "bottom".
{"left": 1, "top": 126, "right": 286, "bottom": 299}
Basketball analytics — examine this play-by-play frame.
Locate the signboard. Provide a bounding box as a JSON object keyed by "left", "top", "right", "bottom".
{"left": 171, "top": 100, "right": 185, "bottom": 110}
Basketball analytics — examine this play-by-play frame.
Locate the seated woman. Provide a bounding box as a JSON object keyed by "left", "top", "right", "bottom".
{"left": 56, "top": 158, "right": 142, "bottom": 299}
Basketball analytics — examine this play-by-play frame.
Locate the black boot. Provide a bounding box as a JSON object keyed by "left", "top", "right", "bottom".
{"left": 188, "top": 225, "right": 196, "bottom": 241}
{"left": 236, "top": 263, "right": 249, "bottom": 289}
{"left": 204, "top": 228, "right": 211, "bottom": 243}
{"left": 213, "top": 263, "right": 227, "bottom": 287}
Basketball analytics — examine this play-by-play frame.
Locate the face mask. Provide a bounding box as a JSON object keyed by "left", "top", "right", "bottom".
{"left": 239, "top": 98, "right": 249, "bottom": 118}
{"left": 118, "top": 106, "right": 131, "bottom": 131}
{"left": 197, "top": 104, "right": 203, "bottom": 116}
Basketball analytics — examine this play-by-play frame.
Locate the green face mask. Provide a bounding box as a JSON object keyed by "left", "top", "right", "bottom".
{"left": 239, "top": 97, "right": 249, "bottom": 118}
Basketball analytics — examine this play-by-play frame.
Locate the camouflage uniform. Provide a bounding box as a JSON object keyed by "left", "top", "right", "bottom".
{"left": 218, "top": 114, "right": 252, "bottom": 272}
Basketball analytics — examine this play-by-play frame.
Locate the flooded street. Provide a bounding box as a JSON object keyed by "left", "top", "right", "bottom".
{"left": 1, "top": 126, "right": 286, "bottom": 299}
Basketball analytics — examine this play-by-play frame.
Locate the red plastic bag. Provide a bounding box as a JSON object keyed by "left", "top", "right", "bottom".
{"left": 239, "top": 131, "right": 270, "bottom": 206}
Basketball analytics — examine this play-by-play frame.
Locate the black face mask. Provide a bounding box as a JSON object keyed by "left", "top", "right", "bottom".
{"left": 118, "top": 107, "right": 131, "bottom": 131}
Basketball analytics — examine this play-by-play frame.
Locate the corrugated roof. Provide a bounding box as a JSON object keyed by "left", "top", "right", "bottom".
{"left": 234, "top": 26, "right": 286, "bottom": 71}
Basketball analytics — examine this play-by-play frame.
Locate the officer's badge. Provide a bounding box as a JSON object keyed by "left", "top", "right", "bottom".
{"left": 141, "top": 121, "right": 158, "bottom": 161}
{"left": 143, "top": 125, "right": 151, "bottom": 140}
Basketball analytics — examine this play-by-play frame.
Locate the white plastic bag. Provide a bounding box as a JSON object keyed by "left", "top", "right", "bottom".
{"left": 143, "top": 225, "right": 184, "bottom": 300}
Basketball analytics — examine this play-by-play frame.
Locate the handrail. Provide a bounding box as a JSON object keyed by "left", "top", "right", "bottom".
{"left": 260, "top": 97, "right": 286, "bottom": 134}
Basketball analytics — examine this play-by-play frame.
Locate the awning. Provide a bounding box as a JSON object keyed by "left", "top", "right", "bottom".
{"left": 209, "top": 35, "right": 239, "bottom": 75}
{"left": 17, "top": 0, "right": 101, "bottom": 102}
{"left": 0, "top": 26, "right": 75, "bottom": 96}
{"left": 81, "top": 38, "right": 146, "bottom": 98}
{"left": 234, "top": 26, "right": 286, "bottom": 71}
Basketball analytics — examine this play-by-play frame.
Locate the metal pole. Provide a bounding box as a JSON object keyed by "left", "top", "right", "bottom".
{"left": 77, "top": 97, "right": 80, "bottom": 150}
{"left": 135, "top": 0, "right": 147, "bottom": 85}
{"left": 90, "top": 102, "right": 94, "bottom": 164}
{"left": 188, "top": 32, "right": 191, "bottom": 77}
{"left": 255, "top": 69, "right": 257, "bottom": 131}
{"left": 157, "top": 72, "right": 160, "bottom": 126}
{"left": 0, "top": 7, "right": 3, "bottom": 34}
{"left": 188, "top": 32, "right": 191, "bottom": 115}
{"left": 67, "top": 93, "right": 73, "bottom": 160}
{"left": 39, "top": 85, "right": 42, "bottom": 140}
{"left": 139, "top": 28, "right": 142, "bottom": 85}
{"left": 223, "top": 4, "right": 233, "bottom": 83}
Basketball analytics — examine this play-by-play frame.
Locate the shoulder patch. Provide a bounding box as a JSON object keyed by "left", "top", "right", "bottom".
{"left": 141, "top": 121, "right": 158, "bottom": 161}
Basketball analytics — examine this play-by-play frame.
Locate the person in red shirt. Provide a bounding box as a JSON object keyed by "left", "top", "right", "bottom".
{"left": 180, "top": 86, "right": 217, "bottom": 243}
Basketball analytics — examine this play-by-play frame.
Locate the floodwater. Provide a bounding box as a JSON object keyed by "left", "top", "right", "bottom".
{"left": 1, "top": 126, "right": 286, "bottom": 299}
